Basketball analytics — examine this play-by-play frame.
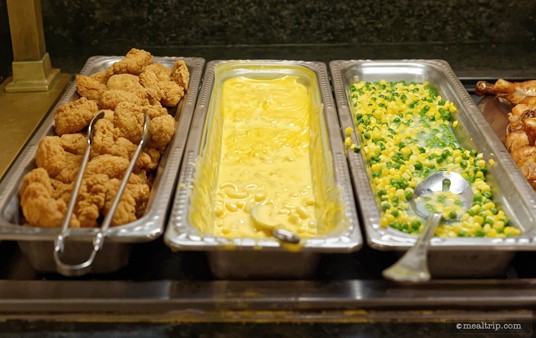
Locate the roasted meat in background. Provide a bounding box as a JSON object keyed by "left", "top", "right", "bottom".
{"left": 476, "top": 79, "right": 536, "bottom": 188}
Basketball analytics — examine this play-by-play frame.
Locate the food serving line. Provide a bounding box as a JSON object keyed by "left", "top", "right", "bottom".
{"left": 0, "top": 54, "right": 536, "bottom": 327}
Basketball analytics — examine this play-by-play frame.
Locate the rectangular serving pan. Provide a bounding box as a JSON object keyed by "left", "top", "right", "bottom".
{"left": 164, "top": 60, "right": 362, "bottom": 279}
{"left": 329, "top": 59, "right": 536, "bottom": 278}
{"left": 0, "top": 55, "right": 205, "bottom": 273}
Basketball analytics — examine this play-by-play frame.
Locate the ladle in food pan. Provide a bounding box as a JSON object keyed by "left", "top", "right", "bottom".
{"left": 382, "top": 171, "right": 473, "bottom": 283}
{"left": 53, "top": 110, "right": 151, "bottom": 276}
{"left": 250, "top": 204, "right": 301, "bottom": 244}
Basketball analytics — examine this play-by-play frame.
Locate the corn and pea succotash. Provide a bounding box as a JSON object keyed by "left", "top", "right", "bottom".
{"left": 344, "top": 80, "right": 520, "bottom": 238}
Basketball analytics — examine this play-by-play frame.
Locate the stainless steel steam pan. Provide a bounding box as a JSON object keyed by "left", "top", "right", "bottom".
{"left": 165, "top": 60, "right": 361, "bottom": 279}
{"left": 0, "top": 55, "right": 205, "bottom": 274}
{"left": 330, "top": 59, "right": 536, "bottom": 278}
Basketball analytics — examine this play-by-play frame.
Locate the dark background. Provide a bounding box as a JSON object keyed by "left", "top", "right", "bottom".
{"left": 1, "top": 0, "right": 536, "bottom": 81}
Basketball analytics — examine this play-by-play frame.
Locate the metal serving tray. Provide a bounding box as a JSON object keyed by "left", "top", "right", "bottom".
{"left": 330, "top": 60, "right": 536, "bottom": 278}
{"left": 165, "top": 60, "right": 361, "bottom": 279}
{"left": 0, "top": 55, "right": 205, "bottom": 274}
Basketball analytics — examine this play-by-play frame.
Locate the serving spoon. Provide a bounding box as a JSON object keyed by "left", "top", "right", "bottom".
{"left": 382, "top": 171, "right": 473, "bottom": 282}
{"left": 250, "top": 204, "right": 301, "bottom": 244}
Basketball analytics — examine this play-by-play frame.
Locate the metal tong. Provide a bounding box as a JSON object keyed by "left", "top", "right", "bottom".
{"left": 53, "top": 110, "right": 151, "bottom": 276}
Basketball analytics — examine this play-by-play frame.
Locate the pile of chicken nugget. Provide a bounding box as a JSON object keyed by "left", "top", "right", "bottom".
{"left": 19, "top": 48, "right": 190, "bottom": 228}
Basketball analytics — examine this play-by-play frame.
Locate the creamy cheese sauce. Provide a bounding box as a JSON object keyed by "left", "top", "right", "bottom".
{"left": 214, "top": 75, "right": 317, "bottom": 238}
{"left": 194, "top": 74, "right": 320, "bottom": 239}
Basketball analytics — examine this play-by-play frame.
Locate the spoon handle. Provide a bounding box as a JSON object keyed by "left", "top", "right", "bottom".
{"left": 382, "top": 213, "right": 442, "bottom": 282}
{"left": 412, "top": 213, "right": 442, "bottom": 257}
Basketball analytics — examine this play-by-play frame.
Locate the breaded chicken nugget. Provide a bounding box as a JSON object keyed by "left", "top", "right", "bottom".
{"left": 100, "top": 89, "right": 149, "bottom": 110}
{"left": 140, "top": 63, "right": 185, "bottom": 107}
{"left": 107, "top": 74, "right": 147, "bottom": 100}
{"left": 103, "top": 174, "right": 150, "bottom": 226}
{"left": 54, "top": 97, "right": 99, "bottom": 135}
{"left": 76, "top": 74, "right": 106, "bottom": 101}
{"left": 35, "top": 135, "right": 84, "bottom": 183}
{"left": 19, "top": 168, "right": 69, "bottom": 228}
{"left": 171, "top": 60, "right": 189, "bottom": 90}
{"left": 107, "top": 48, "right": 153, "bottom": 76}
{"left": 90, "top": 117, "right": 136, "bottom": 159}
{"left": 148, "top": 114, "right": 176, "bottom": 150}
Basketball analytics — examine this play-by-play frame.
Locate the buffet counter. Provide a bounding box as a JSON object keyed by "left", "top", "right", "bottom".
{"left": 2, "top": 42, "right": 536, "bottom": 337}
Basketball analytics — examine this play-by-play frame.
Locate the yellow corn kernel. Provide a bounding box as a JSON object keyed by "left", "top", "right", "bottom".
{"left": 401, "top": 147, "right": 412, "bottom": 156}
{"left": 487, "top": 228, "right": 498, "bottom": 238}
{"left": 504, "top": 227, "right": 521, "bottom": 236}
{"left": 493, "top": 221, "right": 505, "bottom": 231}
{"left": 345, "top": 127, "right": 353, "bottom": 137}
{"left": 344, "top": 137, "right": 352, "bottom": 147}
{"left": 474, "top": 215, "right": 484, "bottom": 225}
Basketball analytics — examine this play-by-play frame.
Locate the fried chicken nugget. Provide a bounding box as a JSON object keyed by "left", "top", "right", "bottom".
{"left": 136, "top": 147, "right": 161, "bottom": 172}
{"left": 74, "top": 155, "right": 144, "bottom": 228}
{"left": 91, "top": 102, "right": 164, "bottom": 172}
{"left": 90, "top": 117, "right": 136, "bottom": 159}
{"left": 59, "top": 133, "right": 87, "bottom": 155}
{"left": 35, "top": 136, "right": 66, "bottom": 177}
{"left": 103, "top": 174, "right": 150, "bottom": 226}
{"left": 100, "top": 89, "right": 149, "bottom": 110}
{"left": 54, "top": 97, "right": 99, "bottom": 135}
{"left": 144, "top": 103, "right": 169, "bottom": 119}
{"left": 90, "top": 71, "right": 109, "bottom": 84}
{"left": 35, "top": 134, "right": 85, "bottom": 183}
{"left": 107, "top": 48, "right": 153, "bottom": 76}
{"left": 171, "top": 60, "right": 190, "bottom": 90}
{"left": 160, "top": 81, "right": 185, "bottom": 107}
{"left": 86, "top": 154, "right": 130, "bottom": 178}
{"left": 20, "top": 168, "right": 69, "bottom": 228}
{"left": 73, "top": 174, "right": 108, "bottom": 228}
{"left": 139, "top": 63, "right": 185, "bottom": 107}
{"left": 114, "top": 102, "right": 146, "bottom": 144}
{"left": 148, "top": 114, "right": 176, "bottom": 150}
{"left": 76, "top": 74, "right": 107, "bottom": 101}
{"left": 107, "top": 74, "right": 147, "bottom": 100}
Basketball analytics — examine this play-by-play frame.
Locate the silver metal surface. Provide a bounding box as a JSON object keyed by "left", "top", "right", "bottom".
{"left": 329, "top": 60, "right": 536, "bottom": 277}
{"left": 165, "top": 60, "right": 362, "bottom": 279}
{"left": 0, "top": 279, "right": 535, "bottom": 314}
{"left": 0, "top": 56, "right": 205, "bottom": 273}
